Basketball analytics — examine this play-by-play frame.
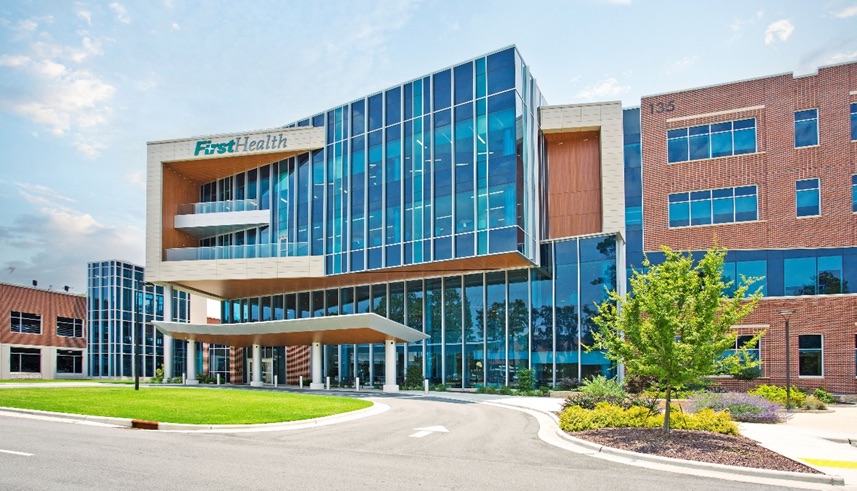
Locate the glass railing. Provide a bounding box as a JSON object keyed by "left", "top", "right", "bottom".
{"left": 176, "top": 200, "right": 260, "bottom": 215}
{"left": 165, "top": 242, "right": 310, "bottom": 261}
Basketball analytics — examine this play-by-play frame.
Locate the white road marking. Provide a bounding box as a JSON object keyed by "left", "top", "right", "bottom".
{"left": 409, "top": 425, "right": 449, "bottom": 438}
{"left": 0, "top": 449, "right": 33, "bottom": 457}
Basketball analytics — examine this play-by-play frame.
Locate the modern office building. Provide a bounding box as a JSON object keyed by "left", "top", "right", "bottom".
{"left": 1, "top": 282, "right": 87, "bottom": 379}
{"left": 147, "top": 46, "right": 857, "bottom": 394}
{"left": 86, "top": 260, "right": 190, "bottom": 378}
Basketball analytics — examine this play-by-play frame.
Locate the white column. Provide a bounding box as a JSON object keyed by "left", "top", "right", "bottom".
{"left": 250, "top": 344, "right": 263, "bottom": 387}
{"left": 163, "top": 285, "right": 173, "bottom": 381}
{"left": 310, "top": 342, "right": 324, "bottom": 390}
{"left": 383, "top": 339, "right": 399, "bottom": 393}
{"left": 186, "top": 339, "right": 199, "bottom": 385}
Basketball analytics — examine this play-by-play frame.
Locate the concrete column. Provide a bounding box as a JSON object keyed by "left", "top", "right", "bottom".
{"left": 310, "top": 342, "right": 324, "bottom": 390}
{"left": 250, "top": 344, "right": 263, "bottom": 387}
{"left": 186, "top": 339, "right": 199, "bottom": 385}
{"left": 383, "top": 340, "right": 399, "bottom": 393}
{"left": 163, "top": 285, "right": 173, "bottom": 381}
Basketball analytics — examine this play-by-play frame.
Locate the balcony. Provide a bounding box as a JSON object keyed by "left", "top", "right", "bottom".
{"left": 173, "top": 199, "right": 269, "bottom": 238}
{"left": 165, "top": 241, "right": 310, "bottom": 261}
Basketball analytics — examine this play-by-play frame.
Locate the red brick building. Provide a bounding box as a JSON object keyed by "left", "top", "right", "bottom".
{"left": 639, "top": 62, "right": 857, "bottom": 394}
{"left": 0, "top": 282, "right": 87, "bottom": 379}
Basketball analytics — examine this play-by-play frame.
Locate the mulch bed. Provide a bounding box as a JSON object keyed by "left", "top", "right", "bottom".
{"left": 570, "top": 428, "right": 821, "bottom": 474}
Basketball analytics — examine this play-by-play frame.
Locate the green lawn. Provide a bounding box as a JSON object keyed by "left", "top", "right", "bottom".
{"left": 0, "top": 387, "right": 372, "bottom": 424}
{"left": 0, "top": 379, "right": 93, "bottom": 384}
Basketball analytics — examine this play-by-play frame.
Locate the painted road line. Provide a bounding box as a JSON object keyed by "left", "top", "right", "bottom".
{"left": 801, "top": 458, "right": 857, "bottom": 469}
{"left": 409, "top": 426, "right": 448, "bottom": 438}
{"left": 0, "top": 449, "right": 33, "bottom": 457}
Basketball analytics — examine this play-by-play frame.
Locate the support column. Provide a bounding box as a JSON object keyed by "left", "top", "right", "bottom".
{"left": 162, "top": 285, "right": 173, "bottom": 381}
{"left": 383, "top": 339, "right": 398, "bottom": 393}
{"left": 186, "top": 339, "right": 199, "bottom": 385}
{"left": 310, "top": 342, "right": 324, "bottom": 390}
{"left": 250, "top": 344, "right": 263, "bottom": 387}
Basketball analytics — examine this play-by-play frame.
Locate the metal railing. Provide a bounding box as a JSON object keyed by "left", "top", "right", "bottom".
{"left": 165, "top": 242, "right": 310, "bottom": 261}
{"left": 176, "top": 199, "right": 260, "bottom": 215}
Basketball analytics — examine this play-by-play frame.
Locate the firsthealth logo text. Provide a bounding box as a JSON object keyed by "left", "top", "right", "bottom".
{"left": 194, "top": 133, "right": 288, "bottom": 156}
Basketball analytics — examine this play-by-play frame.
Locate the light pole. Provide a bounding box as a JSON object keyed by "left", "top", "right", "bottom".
{"left": 778, "top": 309, "right": 794, "bottom": 410}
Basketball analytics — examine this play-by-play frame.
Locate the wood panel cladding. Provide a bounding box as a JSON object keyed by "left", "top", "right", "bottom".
{"left": 162, "top": 167, "right": 201, "bottom": 255}
{"left": 165, "top": 149, "right": 303, "bottom": 184}
{"left": 545, "top": 130, "right": 602, "bottom": 239}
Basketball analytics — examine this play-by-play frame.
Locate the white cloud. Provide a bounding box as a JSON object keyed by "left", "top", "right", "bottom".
{"left": 36, "top": 59, "right": 66, "bottom": 77}
{"left": 109, "top": 2, "right": 131, "bottom": 24}
{"left": 825, "top": 50, "right": 857, "bottom": 64}
{"left": 126, "top": 170, "right": 146, "bottom": 189}
{"left": 171, "top": 22, "right": 180, "bottom": 30}
{"left": 834, "top": 5, "right": 857, "bottom": 18}
{"left": 573, "top": 76, "right": 630, "bottom": 101}
{"left": 77, "top": 8, "right": 92, "bottom": 25}
{"left": 74, "top": 139, "right": 107, "bottom": 159}
{"left": 764, "top": 19, "right": 794, "bottom": 45}
{"left": 0, "top": 54, "right": 30, "bottom": 67}
{"left": 666, "top": 55, "right": 699, "bottom": 74}
{"left": 17, "top": 19, "right": 39, "bottom": 32}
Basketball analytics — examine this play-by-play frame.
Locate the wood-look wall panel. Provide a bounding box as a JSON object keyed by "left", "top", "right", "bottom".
{"left": 162, "top": 167, "right": 201, "bottom": 254}
{"left": 545, "top": 131, "right": 602, "bottom": 239}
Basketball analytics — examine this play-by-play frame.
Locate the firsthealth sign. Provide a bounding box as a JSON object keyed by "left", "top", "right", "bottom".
{"left": 194, "top": 133, "right": 289, "bottom": 156}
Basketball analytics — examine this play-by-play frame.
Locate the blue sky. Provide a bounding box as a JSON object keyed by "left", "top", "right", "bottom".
{"left": 1, "top": 0, "right": 856, "bottom": 294}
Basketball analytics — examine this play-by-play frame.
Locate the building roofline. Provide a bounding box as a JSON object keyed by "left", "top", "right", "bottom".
{"left": 0, "top": 281, "right": 84, "bottom": 297}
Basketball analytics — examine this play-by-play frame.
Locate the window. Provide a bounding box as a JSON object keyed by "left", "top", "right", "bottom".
{"left": 56, "top": 316, "right": 83, "bottom": 338}
{"left": 10, "top": 311, "right": 41, "bottom": 334}
{"left": 794, "top": 109, "right": 819, "bottom": 148}
{"left": 853, "top": 175, "right": 857, "bottom": 213}
{"left": 668, "top": 185, "right": 758, "bottom": 227}
{"left": 854, "top": 334, "right": 857, "bottom": 377}
{"left": 10, "top": 347, "right": 40, "bottom": 373}
{"left": 850, "top": 103, "right": 856, "bottom": 141}
{"left": 667, "top": 118, "right": 756, "bottom": 163}
{"left": 783, "top": 255, "right": 846, "bottom": 295}
{"left": 722, "top": 260, "right": 767, "bottom": 296}
{"left": 724, "top": 334, "right": 761, "bottom": 363}
{"left": 57, "top": 350, "right": 83, "bottom": 374}
{"left": 798, "top": 334, "right": 822, "bottom": 376}
{"left": 796, "top": 178, "right": 820, "bottom": 217}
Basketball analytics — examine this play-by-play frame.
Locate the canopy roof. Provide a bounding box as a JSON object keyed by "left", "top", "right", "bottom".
{"left": 154, "top": 312, "right": 429, "bottom": 348}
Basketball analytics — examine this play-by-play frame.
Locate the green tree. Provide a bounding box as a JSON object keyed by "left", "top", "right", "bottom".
{"left": 590, "top": 246, "right": 762, "bottom": 434}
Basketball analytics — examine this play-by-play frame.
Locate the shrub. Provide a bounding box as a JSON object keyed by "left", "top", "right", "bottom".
{"left": 579, "top": 375, "right": 626, "bottom": 398}
{"left": 623, "top": 373, "right": 656, "bottom": 394}
{"left": 733, "top": 365, "right": 762, "bottom": 381}
{"left": 404, "top": 365, "right": 423, "bottom": 389}
{"left": 801, "top": 395, "right": 827, "bottom": 410}
{"left": 498, "top": 385, "right": 514, "bottom": 395}
{"left": 556, "top": 377, "right": 581, "bottom": 390}
{"left": 515, "top": 369, "right": 536, "bottom": 392}
{"left": 559, "top": 402, "right": 737, "bottom": 435}
{"left": 562, "top": 393, "right": 658, "bottom": 412}
{"left": 431, "top": 383, "right": 448, "bottom": 392}
{"left": 749, "top": 384, "right": 806, "bottom": 407}
{"left": 813, "top": 388, "right": 835, "bottom": 404}
{"left": 690, "top": 392, "right": 785, "bottom": 423}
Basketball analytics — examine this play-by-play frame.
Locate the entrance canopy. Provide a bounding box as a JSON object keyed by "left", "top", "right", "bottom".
{"left": 154, "top": 312, "right": 429, "bottom": 348}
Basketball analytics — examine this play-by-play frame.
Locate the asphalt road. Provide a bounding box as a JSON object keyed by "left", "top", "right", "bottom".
{"left": 0, "top": 394, "right": 806, "bottom": 491}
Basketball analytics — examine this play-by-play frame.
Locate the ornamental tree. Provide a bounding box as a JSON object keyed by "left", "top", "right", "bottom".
{"left": 590, "top": 245, "right": 762, "bottom": 434}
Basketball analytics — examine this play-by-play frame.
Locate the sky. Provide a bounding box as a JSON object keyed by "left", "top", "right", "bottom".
{"left": 1, "top": 0, "right": 856, "bottom": 296}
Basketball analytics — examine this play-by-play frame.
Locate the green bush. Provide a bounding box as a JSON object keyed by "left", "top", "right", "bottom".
{"left": 801, "top": 395, "right": 827, "bottom": 410}
{"left": 749, "top": 384, "right": 806, "bottom": 407}
{"left": 516, "top": 369, "right": 536, "bottom": 392}
{"left": 559, "top": 402, "right": 737, "bottom": 435}
{"left": 498, "top": 385, "right": 514, "bottom": 395}
{"left": 813, "top": 388, "right": 835, "bottom": 404}
{"left": 404, "top": 365, "right": 423, "bottom": 389}
{"left": 562, "top": 393, "right": 657, "bottom": 412}
{"left": 431, "top": 383, "right": 448, "bottom": 392}
{"left": 579, "top": 375, "right": 626, "bottom": 398}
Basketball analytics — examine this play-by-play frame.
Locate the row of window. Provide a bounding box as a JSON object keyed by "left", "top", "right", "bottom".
{"left": 667, "top": 103, "right": 857, "bottom": 164}
{"left": 9, "top": 347, "right": 83, "bottom": 374}
{"left": 10, "top": 311, "right": 83, "bottom": 338}
{"left": 729, "top": 334, "right": 824, "bottom": 377}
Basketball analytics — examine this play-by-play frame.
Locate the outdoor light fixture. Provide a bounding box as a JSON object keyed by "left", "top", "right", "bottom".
{"left": 778, "top": 310, "right": 794, "bottom": 410}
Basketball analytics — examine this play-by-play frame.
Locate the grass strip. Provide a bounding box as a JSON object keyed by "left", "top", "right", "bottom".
{"left": 0, "top": 387, "right": 371, "bottom": 424}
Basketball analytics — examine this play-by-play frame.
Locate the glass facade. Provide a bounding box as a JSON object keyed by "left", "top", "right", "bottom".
{"left": 222, "top": 234, "right": 619, "bottom": 387}
{"left": 86, "top": 260, "right": 189, "bottom": 377}
{"left": 192, "top": 47, "right": 543, "bottom": 274}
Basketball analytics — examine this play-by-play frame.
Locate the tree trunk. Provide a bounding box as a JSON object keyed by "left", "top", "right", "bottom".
{"left": 663, "top": 386, "right": 672, "bottom": 434}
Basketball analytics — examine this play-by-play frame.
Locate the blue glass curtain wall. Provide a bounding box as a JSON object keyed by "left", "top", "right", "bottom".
{"left": 221, "top": 233, "right": 618, "bottom": 387}
{"left": 194, "top": 47, "right": 544, "bottom": 275}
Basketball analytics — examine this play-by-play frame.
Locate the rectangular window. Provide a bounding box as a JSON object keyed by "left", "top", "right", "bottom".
{"left": 794, "top": 109, "right": 819, "bottom": 148}
{"left": 796, "top": 178, "right": 820, "bottom": 217}
{"left": 798, "top": 334, "right": 823, "bottom": 376}
{"left": 724, "top": 334, "right": 761, "bottom": 363}
{"left": 668, "top": 186, "right": 757, "bottom": 228}
{"left": 783, "top": 255, "right": 845, "bottom": 296}
{"left": 852, "top": 175, "right": 857, "bottom": 213}
{"left": 56, "top": 316, "right": 83, "bottom": 338}
{"left": 851, "top": 103, "right": 857, "bottom": 141}
{"left": 667, "top": 118, "right": 756, "bottom": 163}
{"left": 854, "top": 334, "right": 857, "bottom": 377}
{"left": 10, "top": 347, "right": 40, "bottom": 373}
{"left": 57, "top": 350, "right": 83, "bottom": 374}
{"left": 10, "top": 311, "right": 41, "bottom": 334}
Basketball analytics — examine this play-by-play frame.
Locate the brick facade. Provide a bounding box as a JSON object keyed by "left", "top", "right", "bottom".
{"left": 0, "top": 283, "right": 86, "bottom": 349}
{"left": 640, "top": 63, "right": 857, "bottom": 394}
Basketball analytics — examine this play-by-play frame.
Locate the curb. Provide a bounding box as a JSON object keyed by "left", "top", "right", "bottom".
{"left": 554, "top": 427, "right": 845, "bottom": 486}
{"left": 0, "top": 401, "right": 386, "bottom": 433}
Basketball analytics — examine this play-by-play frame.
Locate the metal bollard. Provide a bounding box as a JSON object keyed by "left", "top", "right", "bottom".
{"left": 355, "top": 377, "right": 360, "bottom": 391}
{"left": 299, "top": 376, "right": 304, "bottom": 389}
{"left": 326, "top": 376, "right": 330, "bottom": 390}
{"left": 216, "top": 373, "right": 220, "bottom": 385}
{"left": 274, "top": 375, "right": 278, "bottom": 388}
{"left": 182, "top": 374, "right": 186, "bottom": 385}
{"left": 424, "top": 379, "right": 429, "bottom": 395}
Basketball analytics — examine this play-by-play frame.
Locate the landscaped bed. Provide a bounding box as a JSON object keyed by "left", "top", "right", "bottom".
{"left": 0, "top": 386, "right": 372, "bottom": 424}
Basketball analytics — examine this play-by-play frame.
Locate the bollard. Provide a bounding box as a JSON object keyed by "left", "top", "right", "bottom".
{"left": 326, "top": 376, "right": 330, "bottom": 390}
{"left": 216, "top": 373, "right": 220, "bottom": 385}
{"left": 355, "top": 377, "right": 360, "bottom": 391}
{"left": 274, "top": 375, "right": 278, "bottom": 388}
{"left": 424, "top": 379, "right": 429, "bottom": 395}
{"left": 182, "top": 374, "right": 186, "bottom": 385}
{"left": 300, "top": 376, "right": 304, "bottom": 389}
